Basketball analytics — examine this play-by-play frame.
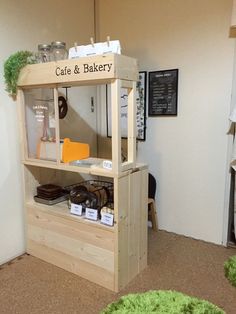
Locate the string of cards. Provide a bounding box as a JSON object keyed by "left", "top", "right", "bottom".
{"left": 69, "top": 37, "right": 121, "bottom": 59}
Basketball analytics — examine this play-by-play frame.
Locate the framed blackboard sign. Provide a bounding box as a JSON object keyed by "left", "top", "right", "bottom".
{"left": 148, "top": 69, "right": 178, "bottom": 116}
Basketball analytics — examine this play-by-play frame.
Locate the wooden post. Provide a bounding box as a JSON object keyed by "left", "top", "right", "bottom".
{"left": 53, "top": 88, "right": 60, "bottom": 165}
{"left": 111, "top": 79, "right": 121, "bottom": 174}
{"left": 17, "top": 89, "right": 28, "bottom": 160}
{"left": 127, "top": 81, "right": 136, "bottom": 166}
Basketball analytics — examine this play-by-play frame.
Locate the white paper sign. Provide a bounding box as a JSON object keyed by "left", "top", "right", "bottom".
{"left": 70, "top": 203, "right": 82, "bottom": 216}
{"left": 85, "top": 208, "right": 98, "bottom": 221}
{"left": 69, "top": 40, "right": 121, "bottom": 59}
{"left": 49, "top": 116, "right": 56, "bottom": 128}
{"left": 101, "top": 212, "right": 114, "bottom": 226}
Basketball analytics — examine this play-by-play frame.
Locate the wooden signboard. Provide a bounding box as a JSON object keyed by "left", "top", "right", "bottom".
{"left": 148, "top": 69, "right": 178, "bottom": 116}
{"left": 17, "top": 54, "right": 138, "bottom": 88}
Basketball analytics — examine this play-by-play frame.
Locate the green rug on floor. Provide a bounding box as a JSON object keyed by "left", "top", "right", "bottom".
{"left": 101, "top": 290, "right": 225, "bottom": 314}
{"left": 224, "top": 255, "right": 236, "bottom": 287}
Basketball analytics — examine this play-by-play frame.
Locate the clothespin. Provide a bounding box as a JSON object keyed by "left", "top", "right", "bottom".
{"left": 107, "top": 36, "right": 110, "bottom": 47}
{"left": 90, "top": 37, "right": 95, "bottom": 47}
{"left": 74, "top": 42, "right": 77, "bottom": 52}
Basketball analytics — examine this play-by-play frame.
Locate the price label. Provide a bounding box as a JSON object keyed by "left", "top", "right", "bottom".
{"left": 70, "top": 203, "right": 82, "bottom": 216}
{"left": 85, "top": 208, "right": 98, "bottom": 221}
{"left": 103, "top": 160, "right": 112, "bottom": 170}
{"left": 101, "top": 212, "right": 114, "bottom": 226}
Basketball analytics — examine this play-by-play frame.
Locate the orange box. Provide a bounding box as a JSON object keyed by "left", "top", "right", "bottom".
{"left": 62, "top": 138, "right": 90, "bottom": 163}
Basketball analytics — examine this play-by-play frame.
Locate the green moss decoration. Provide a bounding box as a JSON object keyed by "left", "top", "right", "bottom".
{"left": 224, "top": 255, "right": 236, "bottom": 287}
{"left": 101, "top": 290, "right": 225, "bottom": 314}
{"left": 4, "top": 50, "right": 36, "bottom": 97}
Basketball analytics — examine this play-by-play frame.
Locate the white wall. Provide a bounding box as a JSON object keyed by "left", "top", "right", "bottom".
{"left": 0, "top": 0, "right": 94, "bottom": 264}
{"left": 97, "top": 0, "right": 235, "bottom": 244}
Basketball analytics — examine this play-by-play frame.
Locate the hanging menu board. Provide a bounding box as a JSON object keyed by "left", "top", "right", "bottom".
{"left": 148, "top": 69, "right": 178, "bottom": 116}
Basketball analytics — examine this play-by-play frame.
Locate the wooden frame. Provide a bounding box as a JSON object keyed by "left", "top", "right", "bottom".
{"left": 17, "top": 54, "right": 148, "bottom": 292}
{"left": 148, "top": 69, "right": 178, "bottom": 116}
{"left": 106, "top": 71, "right": 147, "bottom": 141}
{"left": 18, "top": 54, "right": 138, "bottom": 176}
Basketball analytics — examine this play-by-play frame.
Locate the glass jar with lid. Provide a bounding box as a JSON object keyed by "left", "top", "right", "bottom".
{"left": 38, "top": 44, "right": 52, "bottom": 63}
{"left": 51, "top": 41, "right": 68, "bottom": 61}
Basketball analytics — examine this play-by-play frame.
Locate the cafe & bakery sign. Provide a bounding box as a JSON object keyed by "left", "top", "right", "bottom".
{"left": 55, "top": 62, "right": 113, "bottom": 77}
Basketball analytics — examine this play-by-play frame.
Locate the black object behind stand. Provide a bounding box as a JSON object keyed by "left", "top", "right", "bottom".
{"left": 148, "top": 173, "right": 158, "bottom": 231}
{"left": 148, "top": 173, "right": 156, "bottom": 200}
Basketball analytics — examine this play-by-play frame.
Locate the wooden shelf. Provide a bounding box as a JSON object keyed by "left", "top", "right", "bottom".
{"left": 23, "top": 159, "right": 114, "bottom": 177}
{"left": 23, "top": 159, "right": 147, "bottom": 178}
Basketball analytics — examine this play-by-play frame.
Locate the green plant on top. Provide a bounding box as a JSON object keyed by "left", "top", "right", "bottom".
{"left": 101, "top": 290, "right": 225, "bottom": 314}
{"left": 224, "top": 255, "right": 236, "bottom": 287}
{"left": 4, "top": 50, "right": 36, "bottom": 97}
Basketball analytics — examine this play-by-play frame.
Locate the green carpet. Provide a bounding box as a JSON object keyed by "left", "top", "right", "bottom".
{"left": 224, "top": 255, "right": 236, "bottom": 287}
{"left": 101, "top": 290, "right": 225, "bottom": 314}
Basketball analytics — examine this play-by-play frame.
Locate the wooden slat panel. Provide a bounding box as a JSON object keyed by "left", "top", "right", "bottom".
{"left": 139, "top": 168, "right": 148, "bottom": 271}
{"left": 114, "top": 175, "right": 129, "bottom": 291}
{"left": 27, "top": 206, "right": 114, "bottom": 252}
{"left": 116, "top": 218, "right": 128, "bottom": 291}
{"left": 27, "top": 200, "right": 114, "bottom": 231}
{"left": 128, "top": 171, "right": 141, "bottom": 281}
{"left": 27, "top": 240, "right": 114, "bottom": 290}
{"left": 27, "top": 225, "right": 114, "bottom": 272}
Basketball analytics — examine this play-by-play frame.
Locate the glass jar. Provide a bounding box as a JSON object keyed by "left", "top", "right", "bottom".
{"left": 51, "top": 41, "right": 68, "bottom": 61}
{"left": 38, "top": 44, "right": 52, "bottom": 63}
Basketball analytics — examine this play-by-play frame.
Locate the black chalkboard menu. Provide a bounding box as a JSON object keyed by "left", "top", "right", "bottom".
{"left": 148, "top": 69, "right": 178, "bottom": 116}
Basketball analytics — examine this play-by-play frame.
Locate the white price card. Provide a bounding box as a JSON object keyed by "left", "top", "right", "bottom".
{"left": 70, "top": 203, "right": 82, "bottom": 216}
{"left": 85, "top": 208, "right": 98, "bottom": 221}
{"left": 103, "top": 160, "right": 112, "bottom": 170}
{"left": 101, "top": 212, "right": 114, "bottom": 226}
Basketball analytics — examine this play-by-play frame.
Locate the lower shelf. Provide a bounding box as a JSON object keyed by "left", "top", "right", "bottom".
{"left": 26, "top": 200, "right": 115, "bottom": 232}
{"left": 26, "top": 205, "right": 115, "bottom": 290}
